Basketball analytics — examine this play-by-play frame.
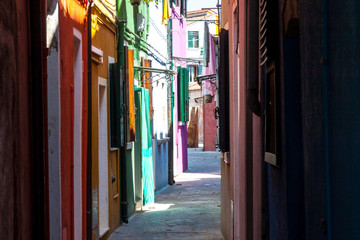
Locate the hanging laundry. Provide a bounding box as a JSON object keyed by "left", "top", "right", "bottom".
{"left": 162, "top": 0, "right": 170, "bottom": 25}
{"left": 203, "top": 22, "right": 210, "bottom": 67}
{"left": 135, "top": 87, "right": 155, "bottom": 205}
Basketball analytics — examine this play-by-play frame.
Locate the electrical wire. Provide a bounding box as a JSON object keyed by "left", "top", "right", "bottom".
{"left": 124, "top": 31, "right": 167, "bottom": 65}
{"left": 149, "top": 17, "right": 167, "bottom": 41}
{"left": 134, "top": 69, "right": 174, "bottom": 86}
{"left": 124, "top": 25, "right": 169, "bottom": 62}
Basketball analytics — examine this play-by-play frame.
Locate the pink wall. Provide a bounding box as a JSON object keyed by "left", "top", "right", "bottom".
{"left": 172, "top": 3, "right": 188, "bottom": 175}
{"left": 202, "top": 34, "right": 217, "bottom": 151}
{"left": 203, "top": 101, "right": 217, "bottom": 151}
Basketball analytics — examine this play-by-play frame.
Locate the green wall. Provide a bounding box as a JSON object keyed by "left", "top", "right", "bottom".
{"left": 117, "top": 0, "right": 150, "bottom": 82}
{"left": 116, "top": 0, "right": 150, "bottom": 219}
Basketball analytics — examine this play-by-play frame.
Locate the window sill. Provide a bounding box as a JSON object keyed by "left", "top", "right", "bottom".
{"left": 157, "top": 137, "right": 170, "bottom": 145}
{"left": 99, "top": 227, "right": 109, "bottom": 238}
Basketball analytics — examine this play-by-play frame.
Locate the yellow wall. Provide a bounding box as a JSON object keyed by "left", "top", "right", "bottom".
{"left": 91, "top": 4, "right": 120, "bottom": 239}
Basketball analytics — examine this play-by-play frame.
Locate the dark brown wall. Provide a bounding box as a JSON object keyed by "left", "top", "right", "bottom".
{"left": 0, "top": 0, "right": 33, "bottom": 239}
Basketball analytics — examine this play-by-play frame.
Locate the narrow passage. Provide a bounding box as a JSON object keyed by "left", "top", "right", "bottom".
{"left": 109, "top": 149, "right": 223, "bottom": 240}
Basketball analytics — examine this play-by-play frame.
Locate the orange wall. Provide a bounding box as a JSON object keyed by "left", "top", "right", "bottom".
{"left": 59, "top": 1, "right": 88, "bottom": 239}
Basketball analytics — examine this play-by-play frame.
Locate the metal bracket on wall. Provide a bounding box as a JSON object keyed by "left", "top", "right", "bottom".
{"left": 195, "top": 74, "right": 217, "bottom": 86}
{"left": 221, "top": 151, "right": 230, "bottom": 165}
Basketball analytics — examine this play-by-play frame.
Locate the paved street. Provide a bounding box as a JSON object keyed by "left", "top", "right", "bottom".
{"left": 108, "top": 149, "right": 224, "bottom": 240}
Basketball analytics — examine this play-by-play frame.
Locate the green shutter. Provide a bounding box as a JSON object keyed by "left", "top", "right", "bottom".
{"left": 181, "top": 0, "right": 187, "bottom": 16}
{"left": 180, "top": 68, "right": 185, "bottom": 121}
{"left": 177, "top": 67, "right": 182, "bottom": 121}
{"left": 177, "top": 67, "right": 189, "bottom": 122}
{"left": 184, "top": 68, "right": 189, "bottom": 122}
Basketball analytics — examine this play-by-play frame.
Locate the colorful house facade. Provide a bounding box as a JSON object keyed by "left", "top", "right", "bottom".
{"left": 1, "top": 0, "right": 48, "bottom": 238}
{"left": 90, "top": 0, "right": 121, "bottom": 238}
{"left": 148, "top": 0, "right": 171, "bottom": 192}
{"left": 58, "top": 0, "right": 89, "bottom": 239}
{"left": 170, "top": 0, "right": 189, "bottom": 177}
{"left": 116, "top": 0, "right": 156, "bottom": 222}
{"left": 220, "top": 0, "right": 360, "bottom": 239}
{"left": 185, "top": 9, "right": 218, "bottom": 151}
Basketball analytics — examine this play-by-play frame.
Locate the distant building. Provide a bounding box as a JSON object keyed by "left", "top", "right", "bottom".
{"left": 186, "top": 9, "right": 218, "bottom": 151}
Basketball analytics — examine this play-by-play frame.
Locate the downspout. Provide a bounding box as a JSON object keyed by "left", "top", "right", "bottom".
{"left": 118, "top": 20, "right": 129, "bottom": 223}
{"left": 322, "top": 0, "right": 331, "bottom": 238}
{"left": 29, "top": 0, "right": 47, "bottom": 237}
{"left": 168, "top": 4, "right": 175, "bottom": 185}
{"left": 247, "top": 0, "right": 261, "bottom": 117}
{"left": 86, "top": 1, "right": 93, "bottom": 239}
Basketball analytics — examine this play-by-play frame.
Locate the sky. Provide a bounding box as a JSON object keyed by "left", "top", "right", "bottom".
{"left": 187, "top": 0, "right": 219, "bottom": 11}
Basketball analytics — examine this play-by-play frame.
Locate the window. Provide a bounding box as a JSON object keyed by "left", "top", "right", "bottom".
{"left": 188, "top": 31, "right": 199, "bottom": 48}
{"left": 198, "top": 65, "right": 203, "bottom": 75}
{"left": 187, "top": 65, "right": 198, "bottom": 82}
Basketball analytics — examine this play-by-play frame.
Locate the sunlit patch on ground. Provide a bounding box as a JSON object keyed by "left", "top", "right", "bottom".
{"left": 175, "top": 172, "right": 221, "bottom": 182}
{"left": 142, "top": 203, "right": 175, "bottom": 212}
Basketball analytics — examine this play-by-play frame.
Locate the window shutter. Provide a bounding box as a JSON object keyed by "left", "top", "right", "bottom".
{"left": 124, "top": 46, "right": 130, "bottom": 142}
{"left": 177, "top": 67, "right": 183, "bottom": 121}
{"left": 144, "top": 59, "right": 153, "bottom": 119}
{"left": 109, "top": 63, "right": 122, "bottom": 148}
{"left": 264, "top": 65, "right": 277, "bottom": 165}
{"left": 119, "top": 61, "right": 125, "bottom": 147}
{"left": 262, "top": 0, "right": 280, "bottom": 166}
{"left": 177, "top": 67, "right": 189, "bottom": 122}
{"left": 218, "top": 29, "right": 230, "bottom": 152}
{"left": 128, "top": 49, "right": 136, "bottom": 142}
{"left": 184, "top": 68, "right": 189, "bottom": 122}
{"left": 180, "top": 0, "right": 185, "bottom": 16}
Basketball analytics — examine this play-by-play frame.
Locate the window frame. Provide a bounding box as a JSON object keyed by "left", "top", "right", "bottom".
{"left": 188, "top": 31, "right": 199, "bottom": 49}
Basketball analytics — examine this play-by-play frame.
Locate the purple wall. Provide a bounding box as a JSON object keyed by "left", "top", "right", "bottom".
{"left": 172, "top": 3, "right": 188, "bottom": 176}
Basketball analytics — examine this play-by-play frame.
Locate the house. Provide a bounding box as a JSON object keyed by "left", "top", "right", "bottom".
{"left": 186, "top": 9, "right": 218, "bottom": 151}
{"left": 116, "top": 0, "right": 155, "bottom": 222}
{"left": 0, "top": 0, "right": 48, "bottom": 238}
{"left": 90, "top": 0, "right": 120, "bottom": 238}
{"left": 170, "top": 0, "right": 189, "bottom": 177}
{"left": 220, "top": 0, "right": 360, "bottom": 239}
{"left": 148, "top": 0, "right": 172, "bottom": 192}
{"left": 57, "top": 0, "right": 90, "bottom": 239}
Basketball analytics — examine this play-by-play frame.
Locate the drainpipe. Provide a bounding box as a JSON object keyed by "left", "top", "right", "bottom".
{"left": 29, "top": 0, "right": 47, "bottom": 237}
{"left": 86, "top": 1, "right": 93, "bottom": 239}
{"left": 118, "top": 20, "right": 129, "bottom": 223}
{"left": 322, "top": 0, "right": 331, "bottom": 238}
{"left": 168, "top": 8, "right": 175, "bottom": 185}
{"left": 247, "top": 0, "right": 260, "bottom": 117}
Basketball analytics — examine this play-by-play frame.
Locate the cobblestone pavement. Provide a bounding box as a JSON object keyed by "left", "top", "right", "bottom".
{"left": 108, "top": 149, "right": 224, "bottom": 240}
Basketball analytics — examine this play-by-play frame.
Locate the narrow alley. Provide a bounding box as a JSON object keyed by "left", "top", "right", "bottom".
{"left": 3, "top": 0, "right": 360, "bottom": 239}
{"left": 108, "top": 149, "right": 223, "bottom": 240}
